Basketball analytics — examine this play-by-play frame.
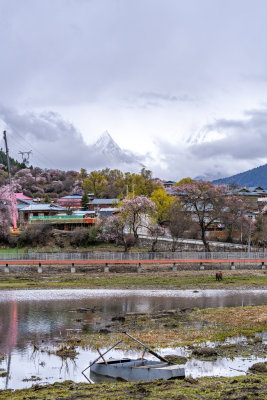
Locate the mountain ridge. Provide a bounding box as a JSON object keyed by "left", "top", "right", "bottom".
{"left": 213, "top": 163, "right": 267, "bottom": 188}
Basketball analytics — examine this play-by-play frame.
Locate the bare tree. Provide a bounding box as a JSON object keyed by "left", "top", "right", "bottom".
{"left": 221, "top": 195, "right": 249, "bottom": 243}
{"left": 146, "top": 223, "right": 165, "bottom": 252}
{"left": 168, "top": 200, "right": 191, "bottom": 252}
{"left": 175, "top": 182, "right": 228, "bottom": 252}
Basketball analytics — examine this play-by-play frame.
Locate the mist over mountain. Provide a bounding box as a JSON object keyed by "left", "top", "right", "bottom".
{"left": 0, "top": 106, "right": 145, "bottom": 173}
{"left": 92, "top": 131, "right": 145, "bottom": 172}
{"left": 194, "top": 173, "right": 225, "bottom": 182}
{"left": 213, "top": 163, "right": 267, "bottom": 188}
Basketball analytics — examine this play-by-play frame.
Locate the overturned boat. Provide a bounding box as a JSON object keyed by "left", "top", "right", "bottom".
{"left": 90, "top": 357, "right": 185, "bottom": 381}
{"left": 82, "top": 332, "right": 186, "bottom": 383}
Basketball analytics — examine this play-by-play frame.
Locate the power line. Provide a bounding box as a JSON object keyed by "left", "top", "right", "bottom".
{"left": 7, "top": 129, "right": 59, "bottom": 169}
{"left": 18, "top": 150, "right": 32, "bottom": 166}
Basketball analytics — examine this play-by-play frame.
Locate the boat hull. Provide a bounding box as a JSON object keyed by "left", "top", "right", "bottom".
{"left": 90, "top": 358, "right": 185, "bottom": 382}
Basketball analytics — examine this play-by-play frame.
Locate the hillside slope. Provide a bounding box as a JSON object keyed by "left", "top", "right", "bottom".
{"left": 0, "top": 149, "right": 26, "bottom": 169}
{"left": 213, "top": 163, "right": 267, "bottom": 188}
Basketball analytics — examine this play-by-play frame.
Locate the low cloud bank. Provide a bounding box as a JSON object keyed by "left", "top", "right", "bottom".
{"left": 1, "top": 105, "right": 267, "bottom": 181}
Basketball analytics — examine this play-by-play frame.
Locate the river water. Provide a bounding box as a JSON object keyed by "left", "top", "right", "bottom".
{"left": 0, "top": 288, "right": 266, "bottom": 390}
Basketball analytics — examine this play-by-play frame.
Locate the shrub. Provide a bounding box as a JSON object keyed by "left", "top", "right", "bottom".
{"left": 124, "top": 234, "right": 135, "bottom": 250}
{"left": 70, "top": 228, "right": 89, "bottom": 247}
{"left": 54, "top": 236, "right": 65, "bottom": 248}
{"left": 18, "top": 224, "right": 52, "bottom": 247}
{"left": 88, "top": 226, "right": 98, "bottom": 244}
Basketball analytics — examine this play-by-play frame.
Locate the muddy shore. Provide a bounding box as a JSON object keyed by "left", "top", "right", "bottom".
{"left": 0, "top": 271, "right": 266, "bottom": 399}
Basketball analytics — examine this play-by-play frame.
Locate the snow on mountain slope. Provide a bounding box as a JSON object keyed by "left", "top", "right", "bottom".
{"left": 91, "top": 131, "right": 145, "bottom": 171}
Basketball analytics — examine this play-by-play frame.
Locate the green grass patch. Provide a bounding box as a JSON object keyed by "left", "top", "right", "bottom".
{"left": 0, "top": 248, "right": 25, "bottom": 254}
{"left": 0, "top": 273, "right": 266, "bottom": 290}
{"left": 0, "top": 376, "right": 266, "bottom": 399}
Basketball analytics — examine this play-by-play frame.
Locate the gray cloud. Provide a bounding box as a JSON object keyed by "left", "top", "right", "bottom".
{"left": 191, "top": 109, "right": 267, "bottom": 160}
{"left": 1, "top": 0, "right": 267, "bottom": 108}
{"left": 1, "top": 1, "right": 267, "bottom": 180}
{"left": 147, "top": 107, "right": 267, "bottom": 180}
{"left": 0, "top": 106, "right": 145, "bottom": 171}
{"left": 1, "top": 104, "right": 266, "bottom": 182}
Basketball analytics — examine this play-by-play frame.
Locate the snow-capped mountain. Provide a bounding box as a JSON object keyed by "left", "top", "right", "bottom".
{"left": 91, "top": 131, "right": 145, "bottom": 171}
{"left": 194, "top": 172, "right": 225, "bottom": 182}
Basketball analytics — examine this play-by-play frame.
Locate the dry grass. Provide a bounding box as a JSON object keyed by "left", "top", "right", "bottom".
{"left": 196, "top": 305, "right": 267, "bottom": 326}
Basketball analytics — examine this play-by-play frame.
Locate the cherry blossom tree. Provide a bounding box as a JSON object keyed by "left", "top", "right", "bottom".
{"left": 97, "top": 215, "right": 134, "bottom": 251}
{"left": 120, "top": 195, "right": 156, "bottom": 243}
{"left": 0, "top": 185, "right": 16, "bottom": 236}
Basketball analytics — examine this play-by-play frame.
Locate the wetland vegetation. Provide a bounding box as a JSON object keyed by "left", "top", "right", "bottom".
{"left": 0, "top": 273, "right": 266, "bottom": 399}
{"left": 1, "top": 375, "right": 267, "bottom": 400}
{"left": 0, "top": 270, "right": 266, "bottom": 290}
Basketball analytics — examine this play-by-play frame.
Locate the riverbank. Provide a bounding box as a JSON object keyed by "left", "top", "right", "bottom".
{"left": 0, "top": 269, "right": 266, "bottom": 290}
{"left": 76, "top": 304, "right": 267, "bottom": 351}
{"left": 0, "top": 291, "right": 266, "bottom": 398}
{"left": 0, "top": 274, "right": 266, "bottom": 399}
{"left": 1, "top": 375, "right": 267, "bottom": 399}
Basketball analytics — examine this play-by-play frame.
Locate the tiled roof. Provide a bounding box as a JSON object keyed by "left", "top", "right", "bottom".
{"left": 90, "top": 199, "right": 119, "bottom": 205}
{"left": 20, "top": 204, "right": 66, "bottom": 211}
{"left": 99, "top": 207, "right": 119, "bottom": 212}
{"left": 59, "top": 195, "right": 82, "bottom": 199}
{"left": 15, "top": 193, "right": 33, "bottom": 200}
{"left": 72, "top": 211, "right": 95, "bottom": 215}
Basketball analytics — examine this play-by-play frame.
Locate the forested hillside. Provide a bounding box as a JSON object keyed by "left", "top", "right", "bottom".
{"left": 213, "top": 163, "right": 267, "bottom": 189}
{"left": 0, "top": 157, "right": 160, "bottom": 200}
{"left": 0, "top": 149, "right": 26, "bottom": 169}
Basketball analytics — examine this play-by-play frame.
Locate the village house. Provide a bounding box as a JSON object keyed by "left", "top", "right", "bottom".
{"left": 19, "top": 204, "right": 66, "bottom": 225}
{"left": 28, "top": 210, "right": 97, "bottom": 230}
{"left": 15, "top": 193, "right": 36, "bottom": 214}
{"left": 88, "top": 198, "right": 120, "bottom": 212}
{"left": 57, "top": 194, "right": 83, "bottom": 210}
{"left": 57, "top": 193, "right": 94, "bottom": 210}
{"left": 229, "top": 186, "right": 267, "bottom": 211}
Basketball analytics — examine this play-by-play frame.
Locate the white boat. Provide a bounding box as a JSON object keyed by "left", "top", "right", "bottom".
{"left": 82, "top": 332, "right": 186, "bottom": 383}
{"left": 90, "top": 357, "right": 185, "bottom": 381}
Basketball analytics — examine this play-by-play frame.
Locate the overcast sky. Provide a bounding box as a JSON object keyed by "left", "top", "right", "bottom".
{"left": 1, "top": 0, "right": 267, "bottom": 179}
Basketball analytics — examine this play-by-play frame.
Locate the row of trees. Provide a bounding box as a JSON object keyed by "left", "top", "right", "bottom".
{"left": 80, "top": 167, "right": 161, "bottom": 199}
{"left": 97, "top": 181, "right": 255, "bottom": 252}
{"left": 0, "top": 159, "right": 263, "bottom": 250}
{"left": 0, "top": 162, "right": 162, "bottom": 201}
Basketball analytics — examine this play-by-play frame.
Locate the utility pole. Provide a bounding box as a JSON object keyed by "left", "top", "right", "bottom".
{"left": 247, "top": 218, "right": 252, "bottom": 254}
{"left": 3, "top": 131, "right": 18, "bottom": 230}
{"left": 3, "top": 131, "right": 12, "bottom": 186}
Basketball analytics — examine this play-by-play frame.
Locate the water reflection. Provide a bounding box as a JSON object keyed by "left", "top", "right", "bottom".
{"left": 0, "top": 289, "right": 266, "bottom": 390}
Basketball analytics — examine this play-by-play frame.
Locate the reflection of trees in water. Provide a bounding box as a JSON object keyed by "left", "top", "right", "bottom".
{"left": 0, "top": 301, "right": 18, "bottom": 354}
{"left": 0, "top": 291, "right": 266, "bottom": 358}
{"left": 59, "top": 356, "right": 78, "bottom": 376}
{"left": 0, "top": 300, "right": 75, "bottom": 353}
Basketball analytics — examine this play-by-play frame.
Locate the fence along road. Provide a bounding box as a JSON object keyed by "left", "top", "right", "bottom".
{"left": 0, "top": 251, "right": 267, "bottom": 265}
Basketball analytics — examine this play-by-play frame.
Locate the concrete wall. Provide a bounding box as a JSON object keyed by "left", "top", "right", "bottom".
{"left": 0, "top": 261, "right": 265, "bottom": 274}
{"left": 138, "top": 237, "right": 244, "bottom": 252}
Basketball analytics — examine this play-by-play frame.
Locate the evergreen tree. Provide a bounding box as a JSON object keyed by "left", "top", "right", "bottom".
{"left": 81, "top": 192, "right": 89, "bottom": 210}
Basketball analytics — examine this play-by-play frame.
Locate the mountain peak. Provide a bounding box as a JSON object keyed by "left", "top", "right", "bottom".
{"left": 95, "top": 131, "right": 119, "bottom": 149}
{"left": 101, "top": 130, "right": 112, "bottom": 139}
{"left": 92, "top": 131, "right": 145, "bottom": 172}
